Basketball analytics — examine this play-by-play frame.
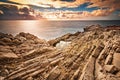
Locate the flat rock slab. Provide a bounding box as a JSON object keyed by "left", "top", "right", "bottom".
{"left": 113, "top": 53, "right": 120, "bottom": 69}
{"left": 0, "top": 52, "right": 18, "bottom": 59}
{"left": 104, "top": 65, "right": 117, "bottom": 73}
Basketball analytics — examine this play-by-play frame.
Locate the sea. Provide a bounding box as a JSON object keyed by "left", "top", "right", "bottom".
{"left": 0, "top": 20, "right": 120, "bottom": 40}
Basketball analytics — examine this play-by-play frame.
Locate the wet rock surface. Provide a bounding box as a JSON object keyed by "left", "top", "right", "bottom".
{"left": 0, "top": 25, "right": 120, "bottom": 80}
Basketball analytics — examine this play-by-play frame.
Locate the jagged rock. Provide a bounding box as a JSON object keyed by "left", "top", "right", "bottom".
{"left": 104, "top": 65, "right": 118, "bottom": 73}
{"left": 0, "top": 25, "right": 120, "bottom": 80}
{"left": 16, "top": 32, "right": 38, "bottom": 40}
{"left": 0, "top": 52, "right": 18, "bottom": 59}
{"left": 48, "top": 32, "right": 81, "bottom": 46}
{"left": 0, "top": 76, "right": 4, "bottom": 80}
{"left": 116, "top": 48, "right": 120, "bottom": 53}
{"left": 92, "top": 45, "right": 104, "bottom": 58}
{"left": 26, "top": 77, "right": 33, "bottom": 80}
{"left": 0, "top": 32, "right": 13, "bottom": 39}
{"left": 105, "top": 54, "right": 113, "bottom": 65}
{"left": 84, "top": 24, "right": 102, "bottom": 32}
{"left": 1, "top": 38, "right": 12, "bottom": 43}
{"left": 95, "top": 60, "right": 105, "bottom": 80}
{"left": 79, "top": 57, "right": 95, "bottom": 80}
{"left": 48, "top": 33, "right": 72, "bottom": 46}
{"left": 46, "top": 66, "right": 61, "bottom": 80}
{"left": 105, "top": 26, "right": 120, "bottom": 31}
{"left": 113, "top": 53, "right": 120, "bottom": 69}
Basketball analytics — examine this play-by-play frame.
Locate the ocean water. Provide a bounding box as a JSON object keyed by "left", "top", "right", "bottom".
{"left": 0, "top": 20, "right": 120, "bottom": 40}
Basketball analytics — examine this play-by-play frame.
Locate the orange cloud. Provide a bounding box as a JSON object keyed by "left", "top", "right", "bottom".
{"left": 38, "top": 0, "right": 88, "bottom": 8}
{"left": 1, "top": 0, "right": 119, "bottom": 20}
{"left": 91, "top": 9, "right": 114, "bottom": 16}
{"left": 8, "top": 0, "right": 87, "bottom": 8}
{"left": 40, "top": 8, "right": 115, "bottom": 20}
{"left": 9, "top": 0, "right": 39, "bottom": 4}
{"left": 88, "top": 0, "right": 120, "bottom": 10}
{"left": 7, "top": 0, "right": 120, "bottom": 11}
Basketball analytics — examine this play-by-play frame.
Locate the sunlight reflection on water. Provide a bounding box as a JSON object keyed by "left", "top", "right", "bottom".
{"left": 0, "top": 20, "right": 120, "bottom": 40}
{"left": 0, "top": 20, "right": 84, "bottom": 40}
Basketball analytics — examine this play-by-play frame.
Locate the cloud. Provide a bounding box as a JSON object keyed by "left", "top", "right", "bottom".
{"left": 78, "top": 9, "right": 113, "bottom": 17}
{"left": 1, "top": 0, "right": 120, "bottom": 11}
{"left": 37, "top": 0, "right": 88, "bottom": 8}
{"left": 81, "top": 8, "right": 114, "bottom": 17}
{"left": 6, "top": 0, "right": 87, "bottom": 8}
{"left": 91, "top": 9, "right": 114, "bottom": 16}
{"left": 0, "top": 0, "right": 22, "bottom": 5}
{"left": 0, "top": 4, "right": 39, "bottom": 20}
{"left": 1, "top": 0, "right": 119, "bottom": 12}
{"left": 0, "top": 0, "right": 120, "bottom": 20}
{"left": 40, "top": 8, "right": 116, "bottom": 20}
{"left": 88, "top": 0, "right": 120, "bottom": 10}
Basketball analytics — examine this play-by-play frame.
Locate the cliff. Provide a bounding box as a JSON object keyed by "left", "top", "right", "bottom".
{"left": 0, "top": 25, "right": 120, "bottom": 80}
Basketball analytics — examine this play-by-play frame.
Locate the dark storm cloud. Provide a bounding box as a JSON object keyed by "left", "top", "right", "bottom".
{"left": 0, "top": 4, "right": 36, "bottom": 20}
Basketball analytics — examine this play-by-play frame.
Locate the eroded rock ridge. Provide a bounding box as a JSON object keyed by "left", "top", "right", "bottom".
{"left": 0, "top": 25, "right": 120, "bottom": 80}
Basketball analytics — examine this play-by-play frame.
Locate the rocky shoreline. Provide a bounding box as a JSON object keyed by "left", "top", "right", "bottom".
{"left": 0, "top": 25, "right": 120, "bottom": 80}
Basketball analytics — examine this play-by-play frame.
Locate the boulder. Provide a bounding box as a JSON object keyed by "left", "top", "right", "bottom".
{"left": 113, "top": 53, "right": 120, "bottom": 69}
{"left": 46, "top": 66, "right": 61, "bottom": 80}
{"left": 16, "top": 32, "right": 38, "bottom": 40}
{"left": 105, "top": 54, "right": 113, "bottom": 65}
{"left": 84, "top": 24, "right": 102, "bottom": 32}
{"left": 104, "top": 65, "right": 118, "bottom": 73}
{"left": 79, "top": 57, "right": 95, "bottom": 80}
{"left": 0, "top": 76, "right": 4, "bottom": 80}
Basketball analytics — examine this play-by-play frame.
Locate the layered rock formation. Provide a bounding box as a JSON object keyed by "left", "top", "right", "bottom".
{"left": 0, "top": 25, "right": 120, "bottom": 80}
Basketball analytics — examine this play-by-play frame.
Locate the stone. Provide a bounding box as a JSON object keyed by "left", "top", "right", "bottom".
{"left": 26, "top": 76, "right": 33, "bottom": 80}
{"left": 105, "top": 54, "right": 113, "bottom": 65}
{"left": 0, "top": 76, "right": 4, "bottom": 80}
{"left": 84, "top": 24, "right": 102, "bottom": 32}
{"left": 92, "top": 45, "right": 104, "bottom": 58}
{"left": 0, "top": 26, "right": 120, "bottom": 80}
{"left": 79, "top": 57, "right": 95, "bottom": 80}
{"left": 0, "top": 52, "right": 18, "bottom": 59}
{"left": 104, "top": 65, "right": 118, "bottom": 73}
{"left": 113, "top": 53, "right": 120, "bottom": 69}
{"left": 116, "top": 48, "right": 120, "bottom": 53}
{"left": 1, "top": 38, "right": 11, "bottom": 43}
{"left": 46, "top": 66, "right": 61, "bottom": 80}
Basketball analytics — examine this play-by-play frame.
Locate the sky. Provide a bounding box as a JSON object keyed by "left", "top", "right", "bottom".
{"left": 0, "top": 0, "right": 120, "bottom": 20}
